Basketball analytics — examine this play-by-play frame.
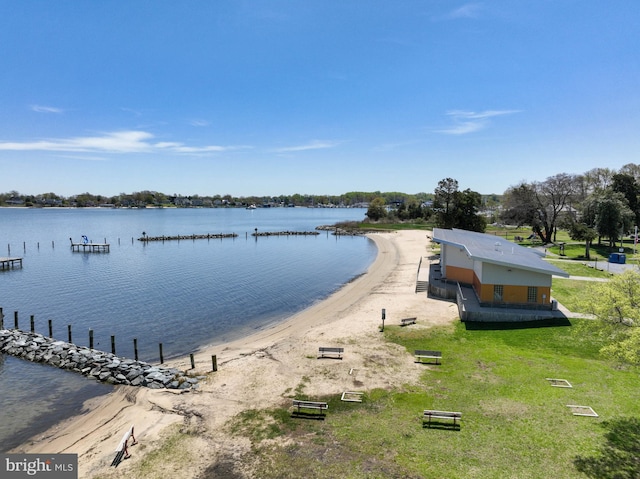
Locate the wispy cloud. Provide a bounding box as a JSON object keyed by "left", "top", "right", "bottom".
{"left": 189, "top": 119, "right": 210, "bottom": 127}
{"left": 273, "top": 140, "right": 341, "bottom": 153}
{"left": 435, "top": 109, "right": 520, "bottom": 135}
{"left": 0, "top": 130, "right": 245, "bottom": 154}
{"left": 31, "top": 105, "right": 63, "bottom": 114}
{"left": 120, "top": 107, "right": 143, "bottom": 117}
{"left": 446, "top": 3, "right": 483, "bottom": 20}
{"left": 373, "top": 140, "right": 422, "bottom": 152}
{"left": 56, "top": 155, "right": 108, "bottom": 161}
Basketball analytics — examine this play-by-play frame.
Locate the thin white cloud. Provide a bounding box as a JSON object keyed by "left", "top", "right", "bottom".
{"left": 373, "top": 140, "right": 422, "bottom": 152}
{"left": 31, "top": 105, "right": 63, "bottom": 114}
{"left": 273, "top": 140, "right": 340, "bottom": 153}
{"left": 189, "top": 119, "right": 210, "bottom": 127}
{"left": 0, "top": 130, "right": 244, "bottom": 154}
{"left": 435, "top": 109, "right": 520, "bottom": 135}
{"left": 120, "top": 107, "right": 143, "bottom": 117}
{"left": 447, "top": 3, "right": 483, "bottom": 19}
{"left": 55, "top": 155, "right": 108, "bottom": 161}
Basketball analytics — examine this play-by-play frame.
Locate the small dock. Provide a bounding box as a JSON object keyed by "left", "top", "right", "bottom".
{"left": 0, "top": 257, "right": 23, "bottom": 270}
{"left": 70, "top": 242, "right": 110, "bottom": 253}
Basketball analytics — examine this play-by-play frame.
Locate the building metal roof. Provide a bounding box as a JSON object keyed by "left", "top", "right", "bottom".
{"left": 432, "top": 228, "right": 570, "bottom": 278}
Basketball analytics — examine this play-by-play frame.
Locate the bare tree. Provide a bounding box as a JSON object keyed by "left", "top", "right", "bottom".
{"left": 502, "top": 173, "right": 577, "bottom": 243}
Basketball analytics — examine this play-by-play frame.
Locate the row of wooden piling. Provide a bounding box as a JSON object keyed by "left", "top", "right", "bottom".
{"left": 0, "top": 308, "right": 217, "bottom": 372}
{"left": 5, "top": 228, "right": 344, "bottom": 254}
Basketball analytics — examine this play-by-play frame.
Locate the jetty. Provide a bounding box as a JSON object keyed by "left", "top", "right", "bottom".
{"left": 0, "top": 329, "right": 199, "bottom": 390}
{"left": 251, "top": 231, "right": 320, "bottom": 237}
{"left": 138, "top": 233, "right": 238, "bottom": 242}
{"left": 0, "top": 257, "right": 22, "bottom": 270}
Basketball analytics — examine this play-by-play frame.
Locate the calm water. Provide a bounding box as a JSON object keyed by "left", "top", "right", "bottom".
{"left": 0, "top": 207, "right": 375, "bottom": 451}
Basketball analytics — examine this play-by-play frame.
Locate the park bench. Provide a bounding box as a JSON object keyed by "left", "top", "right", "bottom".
{"left": 318, "top": 346, "right": 344, "bottom": 359}
{"left": 401, "top": 317, "right": 417, "bottom": 326}
{"left": 422, "top": 410, "right": 461, "bottom": 429}
{"left": 110, "top": 425, "right": 137, "bottom": 468}
{"left": 414, "top": 349, "right": 442, "bottom": 364}
{"left": 292, "top": 399, "right": 329, "bottom": 417}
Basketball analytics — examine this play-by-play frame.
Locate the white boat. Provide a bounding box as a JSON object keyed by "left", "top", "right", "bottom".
{"left": 246, "top": 204, "right": 256, "bottom": 210}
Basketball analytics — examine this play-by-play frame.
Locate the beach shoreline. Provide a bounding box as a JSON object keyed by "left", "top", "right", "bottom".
{"left": 11, "top": 230, "right": 459, "bottom": 478}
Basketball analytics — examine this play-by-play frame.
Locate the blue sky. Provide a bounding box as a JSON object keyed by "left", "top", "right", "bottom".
{"left": 1, "top": 1, "right": 638, "bottom": 197}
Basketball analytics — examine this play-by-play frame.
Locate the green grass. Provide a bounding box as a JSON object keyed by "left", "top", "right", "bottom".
{"left": 230, "top": 320, "right": 640, "bottom": 478}
{"left": 546, "top": 260, "right": 612, "bottom": 278}
{"left": 551, "top": 279, "right": 595, "bottom": 313}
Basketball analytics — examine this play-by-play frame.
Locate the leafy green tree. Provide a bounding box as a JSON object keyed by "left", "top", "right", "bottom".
{"left": 454, "top": 188, "right": 486, "bottom": 232}
{"left": 612, "top": 173, "right": 640, "bottom": 225}
{"left": 433, "top": 178, "right": 485, "bottom": 231}
{"left": 433, "top": 178, "right": 459, "bottom": 228}
{"left": 568, "top": 221, "right": 598, "bottom": 259}
{"left": 581, "top": 270, "right": 640, "bottom": 364}
{"left": 593, "top": 192, "right": 635, "bottom": 247}
{"left": 366, "top": 197, "right": 387, "bottom": 221}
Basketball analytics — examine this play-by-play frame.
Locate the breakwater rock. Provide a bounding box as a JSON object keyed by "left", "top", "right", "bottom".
{"left": 0, "top": 329, "right": 199, "bottom": 390}
{"left": 251, "top": 231, "right": 320, "bottom": 237}
{"left": 138, "top": 233, "right": 238, "bottom": 242}
{"left": 315, "top": 225, "right": 367, "bottom": 236}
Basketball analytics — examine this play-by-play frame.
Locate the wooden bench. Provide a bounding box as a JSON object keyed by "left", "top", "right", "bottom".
{"left": 422, "top": 410, "right": 461, "bottom": 428}
{"left": 318, "top": 347, "right": 344, "bottom": 359}
{"left": 415, "top": 350, "right": 442, "bottom": 364}
{"left": 292, "top": 399, "right": 329, "bottom": 417}
{"left": 401, "top": 317, "right": 417, "bottom": 326}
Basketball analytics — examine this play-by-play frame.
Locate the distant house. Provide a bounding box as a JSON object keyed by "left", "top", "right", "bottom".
{"left": 432, "top": 228, "right": 569, "bottom": 309}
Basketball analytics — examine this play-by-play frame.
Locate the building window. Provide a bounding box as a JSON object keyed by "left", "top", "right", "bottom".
{"left": 494, "top": 285, "right": 503, "bottom": 302}
{"left": 527, "top": 286, "right": 538, "bottom": 303}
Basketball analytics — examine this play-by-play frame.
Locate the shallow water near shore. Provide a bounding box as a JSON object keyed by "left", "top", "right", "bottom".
{"left": 0, "top": 207, "right": 375, "bottom": 451}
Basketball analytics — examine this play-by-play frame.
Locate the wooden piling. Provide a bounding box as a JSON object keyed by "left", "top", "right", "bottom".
{"left": 111, "top": 335, "right": 116, "bottom": 355}
{"left": 30, "top": 315, "right": 35, "bottom": 333}
{"left": 68, "top": 324, "right": 72, "bottom": 343}
{"left": 48, "top": 319, "right": 52, "bottom": 338}
{"left": 14, "top": 311, "right": 18, "bottom": 329}
{"left": 133, "top": 338, "right": 138, "bottom": 361}
{"left": 0, "top": 307, "right": 4, "bottom": 329}
{"left": 159, "top": 343, "right": 164, "bottom": 364}
{"left": 212, "top": 355, "right": 217, "bottom": 372}
{"left": 89, "top": 329, "right": 94, "bottom": 349}
{"left": 190, "top": 353, "right": 195, "bottom": 369}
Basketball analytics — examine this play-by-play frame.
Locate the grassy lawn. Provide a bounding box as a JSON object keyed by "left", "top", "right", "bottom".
{"left": 546, "top": 260, "right": 612, "bottom": 279}
{"left": 551, "top": 279, "right": 594, "bottom": 313}
{"left": 228, "top": 320, "right": 640, "bottom": 478}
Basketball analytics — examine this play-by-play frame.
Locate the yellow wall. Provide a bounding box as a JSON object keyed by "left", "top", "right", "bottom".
{"left": 478, "top": 284, "right": 551, "bottom": 306}
{"left": 443, "top": 259, "right": 552, "bottom": 306}
{"left": 445, "top": 265, "right": 475, "bottom": 284}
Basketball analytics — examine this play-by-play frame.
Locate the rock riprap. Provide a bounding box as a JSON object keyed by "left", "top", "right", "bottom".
{"left": 0, "top": 329, "right": 198, "bottom": 390}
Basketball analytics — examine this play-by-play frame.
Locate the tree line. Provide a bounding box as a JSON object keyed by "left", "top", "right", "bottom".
{"left": 0, "top": 190, "right": 434, "bottom": 209}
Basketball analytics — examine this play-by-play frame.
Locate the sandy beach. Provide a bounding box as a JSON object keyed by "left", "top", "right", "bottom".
{"left": 12, "top": 230, "right": 459, "bottom": 478}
